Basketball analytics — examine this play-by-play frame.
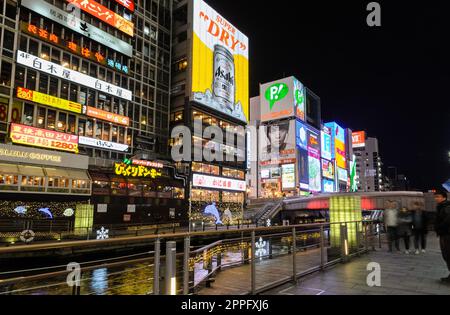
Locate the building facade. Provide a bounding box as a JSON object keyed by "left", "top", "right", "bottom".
{"left": 352, "top": 132, "right": 384, "bottom": 192}
{"left": 0, "top": 0, "right": 188, "bottom": 230}
{"left": 170, "top": 0, "right": 248, "bottom": 225}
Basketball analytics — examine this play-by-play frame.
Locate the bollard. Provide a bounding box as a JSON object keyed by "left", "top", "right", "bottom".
{"left": 251, "top": 231, "right": 256, "bottom": 295}
{"left": 153, "top": 238, "right": 160, "bottom": 295}
{"left": 340, "top": 224, "right": 349, "bottom": 263}
{"left": 320, "top": 225, "right": 325, "bottom": 269}
{"left": 183, "top": 237, "right": 190, "bottom": 295}
{"left": 292, "top": 227, "right": 297, "bottom": 283}
{"left": 165, "top": 241, "right": 177, "bottom": 295}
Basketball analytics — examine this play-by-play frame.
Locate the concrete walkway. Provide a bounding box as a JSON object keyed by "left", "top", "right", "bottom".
{"left": 264, "top": 233, "right": 450, "bottom": 295}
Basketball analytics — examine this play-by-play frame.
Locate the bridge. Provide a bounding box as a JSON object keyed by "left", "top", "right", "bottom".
{"left": 1, "top": 219, "right": 448, "bottom": 295}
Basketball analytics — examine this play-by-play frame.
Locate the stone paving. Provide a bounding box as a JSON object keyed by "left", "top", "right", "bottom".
{"left": 264, "top": 233, "right": 450, "bottom": 295}
{"left": 198, "top": 233, "right": 450, "bottom": 295}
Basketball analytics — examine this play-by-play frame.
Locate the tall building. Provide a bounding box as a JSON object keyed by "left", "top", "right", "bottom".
{"left": 247, "top": 76, "right": 326, "bottom": 199}
{"left": 0, "top": 0, "right": 188, "bottom": 229}
{"left": 170, "top": 0, "right": 249, "bottom": 225}
{"left": 352, "top": 132, "right": 384, "bottom": 192}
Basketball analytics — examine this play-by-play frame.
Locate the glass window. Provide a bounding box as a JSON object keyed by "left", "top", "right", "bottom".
{"left": 39, "top": 73, "right": 49, "bottom": 93}
{"left": 95, "top": 121, "right": 102, "bottom": 139}
{"left": 37, "top": 107, "right": 45, "bottom": 128}
{"left": 102, "top": 123, "right": 110, "bottom": 141}
{"left": 0, "top": 61, "right": 12, "bottom": 86}
{"left": 47, "top": 109, "right": 56, "bottom": 130}
{"left": 67, "top": 114, "right": 76, "bottom": 134}
{"left": 57, "top": 112, "right": 66, "bottom": 132}
{"left": 23, "top": 104, "right": 34, "bottom": 125}
{"left": 78, "top": 118, "right": 86, "bottom": 136}
{"left": 85, "top": 119, "right": 93, "bottom": 137}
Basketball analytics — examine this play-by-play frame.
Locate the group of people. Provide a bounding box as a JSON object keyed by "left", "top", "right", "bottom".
{"left": 384, "top": 200, "right": 428, "bottom": 255}
{"left": 384, "top": 191, "right": 450, "bottom": 283}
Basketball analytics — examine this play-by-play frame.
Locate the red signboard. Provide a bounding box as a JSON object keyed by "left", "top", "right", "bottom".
{"left": 10, "top": 123, "right": 79, "bottom": 153}
{"left": 352, "top": 131, "right": 366, "bottom": 148}
{"left": 67, "top": 0, "right": 134, "bottom": 36}
{"left": 115, "top": 0, "right": 135, "bottom": 12}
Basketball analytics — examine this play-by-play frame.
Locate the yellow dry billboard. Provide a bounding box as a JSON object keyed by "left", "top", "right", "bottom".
{"left": 191, "top": 0, "right": 249, "bottom": 123}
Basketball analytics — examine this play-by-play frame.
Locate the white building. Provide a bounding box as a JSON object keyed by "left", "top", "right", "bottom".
{"left": 352, "top": 133, "right": 384, "bottom": 192}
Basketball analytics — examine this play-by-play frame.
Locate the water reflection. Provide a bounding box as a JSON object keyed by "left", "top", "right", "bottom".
{"left": 90, "top": 268, "right": 108, "bottom": 295}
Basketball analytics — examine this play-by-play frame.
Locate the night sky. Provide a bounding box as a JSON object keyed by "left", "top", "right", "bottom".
{"left": 205, "top": 0, "right": 450, "bottom": 191}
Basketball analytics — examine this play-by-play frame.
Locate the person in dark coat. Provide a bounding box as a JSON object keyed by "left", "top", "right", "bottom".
{"left": 412, "top": 201, "right": 428, "bottom": 254}
{"left": 397, "top": 207, "right": 413, "bottom": 254}
{"left": 434, "top": 190, "right": 450, "bottom": 283}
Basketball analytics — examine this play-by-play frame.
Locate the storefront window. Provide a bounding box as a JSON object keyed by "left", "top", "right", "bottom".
{"left": 192, "top": 162, "right": 220, "bottom": 176}
{"left": 47, "top": 109, "right": 56, "bottom": 130}
{"left": 222, "top": 167, "right": 245, "bottom": 180}
{"left": 57, "top": 112, "right": 66, "bottom": 132}
{"left": 0, "top": 175, "right": 18, "bottom": 185}
{"left": 191, "top": 189, "right": 219, "bottom": 202}
{"left": 37, "top": 107, "right": 45, "bottom": 128}
{"left": 222, "top": 192, "right": 244, "bottom": 203}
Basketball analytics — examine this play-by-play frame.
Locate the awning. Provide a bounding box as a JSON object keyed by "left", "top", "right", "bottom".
{"left": 18, "top": 165, "right": 45, "bottom": 177}
{"left": 89, "top": 172, "right": 110, "bottom": 182}
{"left": 44, "top": 168, "right": 71, "bottom": 178}
{"left": 0, "top": 163, "right": 20, "bottom": 175}
{"left": 66, "top": 170, "right": 90, "bottom": 180}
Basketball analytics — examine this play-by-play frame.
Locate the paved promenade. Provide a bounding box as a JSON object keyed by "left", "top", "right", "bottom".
{"left": 198, "top": 233, "right": 450, "bottom": 295}
{"left": 265, "top": 233, "right": 450, "bottom": 295}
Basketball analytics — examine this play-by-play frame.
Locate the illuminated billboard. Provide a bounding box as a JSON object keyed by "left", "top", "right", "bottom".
{"left": 191, "top": 0, "right": 249, "bottom": 122}
{"left": 322, "top": 159, "right": 335, "bottom": 180}
{"left": 192, "top": 174, "right": 246, "bottom": 192}
{"left": 17, "top": 51, "right": 132, "bottom": 101}
{"left": 352, "top": 131, "right": 366, "bottom": 148}
{"left": 260, "top": 76, "right": 305, "bottom": 123}
{"left": 79, "top": 136, "right": 129, "bottom": 152}
{"left": 337, "top": 167, "right": 348, "bottom": 182}
{"left": 321, "top": 126, "right": 332, "bottom": 161}
{"left": 323, "top": 179, "right": 335, "bottom": 193}
{"left": 67, "top": 0, "right": 134, "bottom": 36}
{"left": 21, "top": 22, "right": 129, "bottom": 75}
{"left": 10, "top": 124, "right": 79, "bottom": 153}
{"left": 21, "top": 0, "right": 133, "bottom": 57}
{"left": 308, "top": 128, "right": 321, "bottom": 192}
{"left": 260, "top": 120, "right": 296, "bottom": 163}
{"left": 325, "top": 122, "right": 347, "bottom": 169}
{"left": 17, "top": 87, "right": 82, "bottom": 114}
{"left": 85, "top": 106, "right": 129, "bottom": 126}
{"left": 281, "top": 164, "right": 296, "bottom": 190}
{"left": 296, "top": 120, "right": 308, "bottom": 151}
{"left": 298, "top": 149, "right": 309, "bottom": 190}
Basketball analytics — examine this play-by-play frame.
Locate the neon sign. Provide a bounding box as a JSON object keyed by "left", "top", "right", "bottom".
{"left": 21, "top": 22, "right": 129, "bottom": 75}
{"left": 114, "top": 162, "right": 162, "bottom": 178}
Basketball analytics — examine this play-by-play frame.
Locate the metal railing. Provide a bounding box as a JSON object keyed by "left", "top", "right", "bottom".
{"left": 0, "top": 220, "right": 379, "bottom": 295}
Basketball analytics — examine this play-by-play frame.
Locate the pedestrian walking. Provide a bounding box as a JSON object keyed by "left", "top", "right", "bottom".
{"left": 412, "top": 201, "right": 428, "bottom": 254}
{"left": 384, "top": 201, "right": 400, "bottom": 252}
{"left": 434, "top": 190, "right": 450, "bottom": 283}
{"left": 398, "top": 207, "right": 413, "bottom": 254}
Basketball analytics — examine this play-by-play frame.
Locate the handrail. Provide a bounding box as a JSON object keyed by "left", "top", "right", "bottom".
{"left": 0, "top": 221, "right": 371, "bottom": 255}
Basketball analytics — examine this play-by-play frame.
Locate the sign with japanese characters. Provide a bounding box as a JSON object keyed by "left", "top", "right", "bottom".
{"left": 115, "top": 0, "right": 134, "bottom": 12}
{"left": 21, "top": 22, "right": 129, "bottom": 75}
{"left": 123, "top": 158, "right": 164, "bottom": 169}
{"left": 79, "top": 136, "right": 129, "bottom": 152}
{"left": 17, "top": 51, "right": 132, "bottom": 101}
{"left": 192, "top": 174, "right": 246, "bottom": 192}
{"left": 114, "top": 162, "right": 162, "bottom": 178}
{"left": 17, "top": 87, "right": 82, "bottom": 114}
{"left": 67, "top": 0, "right": 134, "bottom": 37}
{"left": 10, "top": 124, "right": 79, "bottom": 154}
{"left": 21, "top": 0, "right": 133, "bottom": 57}
{"left": 85, "top": 106, "right": 129, "bottom": 126}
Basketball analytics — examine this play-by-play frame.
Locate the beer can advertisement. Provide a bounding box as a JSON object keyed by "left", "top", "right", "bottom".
{"left": 191, "top": 0, "right": 249, "bottom": 123}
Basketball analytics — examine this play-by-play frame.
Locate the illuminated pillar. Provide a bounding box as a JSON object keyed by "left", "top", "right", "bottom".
{"left": 329, "top": 196, "right": 362, "bottom": 259}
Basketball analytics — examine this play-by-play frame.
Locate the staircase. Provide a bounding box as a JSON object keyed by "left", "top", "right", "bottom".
{"left": 244, "top": 198, "right": 285, "bottom": 226}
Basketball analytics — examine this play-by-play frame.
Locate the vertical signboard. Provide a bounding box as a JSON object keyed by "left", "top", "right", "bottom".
{"left": 281, "top": 164, "right": 296, "bottom": 190}
{"left": 259, "top": 120, "right": 296, "bottom": 163}
{"left": 294, "top": 78, "right": 306, "bottom": 122}
{"left": 191, "top": 0, "right": 249, "bottom": 122}
{"left": 307, "top": 128, "right": 321, "bottom": 192}
{"left": 326, "top": 122, "right": 347, "bottom": 169}
{"left": 321, "top": 126, "right": 332, "bottom": 161}
{"left": 352, "top": 131, "right": 366, "bottom": 148}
